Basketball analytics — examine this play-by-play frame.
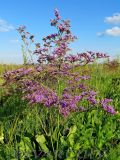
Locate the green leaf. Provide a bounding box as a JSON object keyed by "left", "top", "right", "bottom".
{"left": 0, "top": 133, "right": 4, "bottom": 144}
{"left": 98, "top": 140, "right": 104, "bottom": 150}
{"left": 52, "top": 128, "right": 58, "bottom": 141}
{"left": 68, "top": 125, "right": 77, "bottom": 135}
{"left": 60, "top": 136, "right": 67, "bottom": 146}
{"left": 0, "top": 125, "right": 4, "bottom": 144}
{"left": 36, "top": 134, "right": 46, "bottom": 144}
{"left": 39, "top": 143, "right": 49, "bottom": 153}
{"left": 19, "top": 137, "right": 31, "bottom": 152}
{"left": 68, "top": 134, "right": 75, "bottom": 146}
{"left": 66, "top": 125, "right": 77, "bottom": 146}
{"left": 74, "top": 143, "right": 81, "bottom": 151}
{"left": 36, "top": 134, "right": 49, "bottom": 153}
{"left": 69, "top": 151, "right": 76, "bottom": 158}
{"left": 65, "top": 158, "right": 73, "bottom": 160}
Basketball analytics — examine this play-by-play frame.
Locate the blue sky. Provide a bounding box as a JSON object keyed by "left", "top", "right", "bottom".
{"left": 0, "top": 0, "right": 120, "bottom": 63}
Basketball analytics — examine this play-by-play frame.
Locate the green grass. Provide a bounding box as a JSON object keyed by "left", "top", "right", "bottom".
{"left": 0, "top": 63, "right": 120, "bottom": 159}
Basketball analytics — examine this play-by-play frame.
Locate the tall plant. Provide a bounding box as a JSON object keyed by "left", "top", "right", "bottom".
{"left": 2, "top": 9, "right": 119, "bottom": 159}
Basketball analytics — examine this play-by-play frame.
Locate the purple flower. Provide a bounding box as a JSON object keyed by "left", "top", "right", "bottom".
{"left": 3, "top": 68, "right": 33, "bottom": 81}
{"left": 60, "top": 101, "right": 67, "bottom": 108}
{"left": 36, "top": 66, "right": 43, "bottom": 72}
{"left": 101, "top": 98, "right": 116, "bottom": 115}
{"left": 50, "top": 19, "right": 58, "bottom": 26}
{"left": 87, "top": 97, "right": 97, "bottom": 105}
{"left": 54, "top": 9, "right": 61, "bottom": 20}
{"left": 58, "top": 24, "right": 66, "bottom": 32}
{"left": 65, "top": 55, "right": 79, "bottom": 63}
{"left": 89, "top": 90, "right": 97, "bottom": 96}
{"left": 34, "top": 94, "right": 44, "bottom": 103}
{"left": 8, "top": 9, "right": 115, "bottom": 120}
{"left": 96, "top": 52, "right": 109, "bottom": 58}
{"left": 74, "top": 95, "right": 83, "bottom": 101}
{"left": 78, "top": 84, "right": 86, "bottom": 90}
{"left": 66, "top": 55, "right": 78, "bottom": 63}
{"left": 46, "top": 55, "right": 55, "bottom": 62}
{"left": 81, "top": 91, "right": 88, "bottom": 97}
{"left": 17, "top": 25, "right": 26, "bottom": 33}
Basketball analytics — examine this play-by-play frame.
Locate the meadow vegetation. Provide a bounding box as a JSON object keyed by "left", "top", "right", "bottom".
{"left": 0, "top": 9, "right": 120, "bottom": 160}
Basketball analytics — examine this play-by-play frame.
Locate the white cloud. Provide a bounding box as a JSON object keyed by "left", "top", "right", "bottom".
{"left": 0, "top": 18, "right": 14, "bottom": 32}
{"left": 105, "top": 26, "right": 120, "bottom": 36}
{"left": 97, "top": 26, "right": 120, "bottom": 37}
{"left": 104, "top": 13, "right": 120, "bottom": 25}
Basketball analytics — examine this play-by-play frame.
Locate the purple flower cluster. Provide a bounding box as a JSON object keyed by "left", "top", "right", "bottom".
{"left": 62, "top": 51, "right": 109, "bottom": 65}
{"left": 17, "top": 25, "right": 26, "bottom": 33}
{"left": 43, "top": 33, "right": 58, "bottom": 41}
{"left": 17, "top": 10, "right": 110, "bottom": 68}
{"left": 35, "top": 66, "right": 43, "bottom": 72}
{"left": 96, "top": 52, "right": 109, "bottom": 58}
{"left": 59, "top": 85, "right": 98, "bottom": 116}
{"left": 22, "top": 80, "right": 58, "bottom": 107}
{"left": 101, "top": 98, "right": 117, "bottom": 115}
{"left": 3, "top": 9, "right": 117, "bottom": 118}
{"left": 59, "top": 93, "right": 82, "bottom": 117}
{"left": 22, "top": 76, "right": 117, "bottom": 116}
{"left": 53, "top": 43, "right": 68, "bottom": 57}
{"left": 31, "top": 9, "right": 110, "bottom": 70}
{"left": 77, "top": 52, "right": 94, "bottom": 64}
{"left": 34, "top": 48, "right": 48, "bottom": 55}
{"left": 3, "top": 68, "right": 33, "bottom": 80}
{"left": 21, "top": 74, "right": 99, "bottom": 117}
{"left": 62, "top": 34, "right": 77, "bottom": 42}
{"left": 32, "top": 9, "right": 77, "bottom": 66}
{"left": 54, "top": 8, "right": 61, "bottom": 20}
{"left": 65, "top": 55, "right": 79, "bottom": 63}
{"left": 68, "top": 74, "right": 91, "bottom": 82}
{"left": 86, "top": 91, "right": 97, "bottom": 105}
{"left": 17, "top": 26, "right": 34, "bottom": 44}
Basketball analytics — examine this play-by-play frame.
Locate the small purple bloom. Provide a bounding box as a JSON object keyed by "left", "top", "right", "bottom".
{"left": 101, "top": 98, "right": 116, "bottom": 115}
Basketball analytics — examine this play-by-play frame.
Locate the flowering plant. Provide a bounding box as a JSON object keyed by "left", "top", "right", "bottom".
{"left": 3, "top": 9, "right": 116, "bottom": 117}
{"left": 1, "top": 9, "right": 118, "bottom": 159}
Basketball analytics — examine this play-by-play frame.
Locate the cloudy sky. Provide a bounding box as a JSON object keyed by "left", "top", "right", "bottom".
{"left": 0, "top": 0, "right": 120, "bottom": 63}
